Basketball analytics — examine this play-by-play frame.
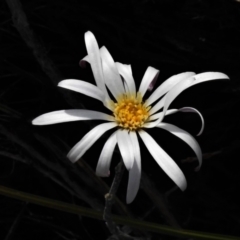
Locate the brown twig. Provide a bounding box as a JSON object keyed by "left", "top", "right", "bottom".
{"left": 104, "top": 161, "right": 125, "bottom": 236}
{"left": 103, "top": 161, "right": 146, "bottom": 240}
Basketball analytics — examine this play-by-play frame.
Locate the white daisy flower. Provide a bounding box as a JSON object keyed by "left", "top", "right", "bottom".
{"left": 32, "top": 31, "right": 229, "bottom": 204}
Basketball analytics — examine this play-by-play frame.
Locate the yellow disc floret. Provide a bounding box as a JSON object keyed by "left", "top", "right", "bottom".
{"left": 112, "top": 93, "right": 150, "bottom": 131}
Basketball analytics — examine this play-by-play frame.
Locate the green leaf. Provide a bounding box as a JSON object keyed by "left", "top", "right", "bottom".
{"left": 0, "top": 185, "right": 239, "bottom": 240}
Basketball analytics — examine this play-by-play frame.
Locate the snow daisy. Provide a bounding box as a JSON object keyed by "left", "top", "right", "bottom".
{"left": 32, "top": 31, "right": 229, "bottom": 203}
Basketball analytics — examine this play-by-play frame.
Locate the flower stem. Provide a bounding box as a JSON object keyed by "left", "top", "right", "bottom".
{"left": 103, "top": 161, "right": 125, "bottom": 236}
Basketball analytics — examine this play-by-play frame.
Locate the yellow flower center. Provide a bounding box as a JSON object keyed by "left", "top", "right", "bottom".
{"left": 112, "top": 93, "right": 150, "bottom": 131}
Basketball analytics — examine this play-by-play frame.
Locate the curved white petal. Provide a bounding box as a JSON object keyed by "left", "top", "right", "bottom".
{"left": 157, "top": 123, "right": 202, "bottom": 171}
{"left": 84, "top": 32, "right": 109, "bottom": 98}
{"left": 146, "top": 72, "right": 195, "bottom": 106}
{"left": 149, "top": 71, "right": 229, "bottom": 121}
{"left": 127, "top": 131, "right": 141, "bottom": 204}
{"left": 79, "top": 55, "right": 89, "bottom": 68}
{"left": 147, "top": 107, "right": 204, "bottom": 135}
{"left": 149, "top": 95, "right": 166, "bottom": 116}
{"left": 32, "top": 110, "right": 114, "bottom": 125}
{"left": 123, "top": 81, "right": 129, "bottom": 93}
{"left": 147, "top": 75, "right": 158, "bottom": 91}
{"left": 128, "top": 64, "right": 133, "bottom": 75}
{"left": 161, "top": 72, "right": 229, "bottom": 122}
{"left": 115, "top": 62, "right": 136, "bottom": 94}
{"left": 155, "top": 75, "right": 195, "bottom": 120}
{"left": 67, "top": 122, "right": 117, "bottom": 163}
{"left": 100, "top": 47, "right": 125, "bottom": 99}
{"left": 177, "top": 107, "right": 204, "bottom": 136}
{"left": 148, "top": 109, "right": 178, "bottom": 121}
{"left": 143, "top": 96, "right": 166, "bottom": 129}
{"left": 151, "top": 75, "right": 194, "bottom": 117}
{"left": 192, "top": 72, "right": 229, "bottom": 85}
{"left": 58, "top": 79, "right": 105, "bottom": 102}
{"left": 96, "top": 131, "right": 117, "bottom": 177}
{"left": 144, "top": 109, "right": 178, "bottom": 128}
{"left": 138, "top": 130, "right": 187, "bottom": 191}
{"left": 116, "top": 130, "right": 134, "bottom": 170}
{"left": 138, "top": 67, "right": 160, "bottom": 98}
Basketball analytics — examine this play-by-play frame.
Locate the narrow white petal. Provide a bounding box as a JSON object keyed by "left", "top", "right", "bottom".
{"left": 116, "top": 130, "right": 134, "bottom": 170}
{"left": 115, "top": 62, "right": 136, "bottom": 94}
{"left": 129, "top": 132, "right": 141, "bottom": 168}
{"left": 192, "top": 72, "right": 229, "bottom": 85}
{"left": 100, "top": 47, "right": 125, "bottom": 99}
{"left": 147, "top": 75, "right": 157, "bottom": 91}
{"left": 146, "top": 72, "right": 195, "bottom": 106}
{"left": 127, "top": 131, "right": 141, "bottom": 204}
{"left": 157, "top": 123, "right": 202, "bottom": 171}
{"left": 149, "top": 71, "right": 229, "bottom": 121}
{"left": 148, "top": 109, "right": 178, "bottom": 121}
{"left": 32, "top": 110, "right": 114, "bottom": 125}
{"left": 123, "top": 81, "right": 129, "bottom": 93}
{"left": 138, "top": 130, "right": 187, "bottom": 191}
{"left": 84, "top": 31, "right": 109, "bottom": 98}
{"left": 144, "top": 109, "right": 178, "bottom": 128}
{"left": 127, "top": 159, "right": 140, "bottom": 204}
{"left": 127, "top": 64, "right": 132, "bottom": 75}
{"left": 149, "top": 95, "right": 166, "bottom": 116}
{"left": 147, "top": 107, "right": 204, "bottom": 135}
{"left": 79, "top": 55, "right": 89, "bottom": 68}
{"left": 177, "top": 107, "right": 204, "bottom": 136}
{"left": 158, "top": 76, "right": 195, "bottom": 119}
{"left": 96, "top": 131, "right": 117, "bottom": 177}
{"left": 138, "top": 67, "right": 160, "bottom": 98}
{"left": 161, "top": 72, "right": 229, "bottom": 122}
{"left": 67, "top": 122, "right": 117, "bottom": 163}
{"left": 58, "top": 79, "right": 105, "bottom": 102}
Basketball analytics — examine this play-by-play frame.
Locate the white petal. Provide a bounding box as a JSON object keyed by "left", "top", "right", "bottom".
{"left": 148, "top": 109, "right": 178, "bottom": 121}
{"left": 147, "top": 75, "right": 158, "bottom": 91}
{"left": 79, "top": 55, "right": 89, "bottom": 68}
{"left": 148, "top": 95, "right": 165, "bottom": 116}
{"left": 138, "top": 130, "right": 187, "bottom": 191}
{"left": 67, "top": 122, "right": 117, "bottom": 163}
{"left": 177, "top": 107, "right": 204, "bottom": 136}
{"left": 147, "top": 107, "right": 204, "bottom": 135}
{"left": 192, "top": 72, "right": 229, "bottom": 85}
{"left": 79, "top": 46, "right": 106, "bottom": 68}
{"left": 84, "top": 31, "right": 109, "bottom": 97}
{"left": 58, "top": 79, "right": 105, "bottom": 102}
{"left": 157, "top": 123, "right": 202, "bottom": 171}
{"left": 128, "top": 64, "right": 133, "bottom": 75}
{"left": 161, "top": 72, "right": 229, "bottom": 122}
{"left": 144, "top": 101, "right": 167, "bottom": 128}
{"left": 144, "top": 109, "right": 178, "bottom": 128}
{"left": 150, "top": 76, "right": 194, "bottom": 117}
{"left": 146, "top": 72, "right": 195, "bottom": 106}
{"left": 127, "top": 131, "right": 141, "bottom": 204}
{"left": 100, "top": 47, "right": 125, "bottom": 99}
{"left": 138, "top": 67, "right": 160, "bottom": 98}
{"left": 32, "top": 110, "right": 114, "bottom": 125}
{"left": 123, "top": 81, "right": 129, "bottom": 93}
{"left": 116, "top": 130, "right": 134, "bottom": 170}
{"left": 96, "top": 131, "right": 117, "bottom": 177}
{"left": 115, "top": 62, "right": 136, "bottom": 94}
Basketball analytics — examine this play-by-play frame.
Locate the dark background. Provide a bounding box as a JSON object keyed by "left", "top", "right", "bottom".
{"left": 1, "top": 0, "right": 240, "bottom": 239}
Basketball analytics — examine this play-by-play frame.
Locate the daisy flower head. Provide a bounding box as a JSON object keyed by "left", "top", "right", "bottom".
{"left": 32, "top": 31, "right": 229, "bottom": 204}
